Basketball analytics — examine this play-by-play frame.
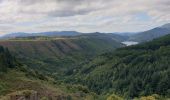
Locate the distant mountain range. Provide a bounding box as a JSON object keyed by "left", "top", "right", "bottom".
{"left": 128, "top": 23, "right": 170, "bottom": 42}
{"left": 1, "top": 23, "right": 170, "bottom": 43}
{"left": 0, "top": 31, "right": 82, "bottom": 39}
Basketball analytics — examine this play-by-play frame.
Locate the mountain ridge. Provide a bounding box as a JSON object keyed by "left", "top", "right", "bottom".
{"left": 128, "top": 23, "right": 170, "bottom": 42}
{"left": 0, "top": 31, "right": 82, "bottom": 39}
{"left": 1, "top": 23, "right": 170, "bottom": 43}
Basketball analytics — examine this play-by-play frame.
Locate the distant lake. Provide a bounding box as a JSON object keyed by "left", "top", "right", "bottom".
{"left": 122, "top": 41, "right": 138, "bottom": 46}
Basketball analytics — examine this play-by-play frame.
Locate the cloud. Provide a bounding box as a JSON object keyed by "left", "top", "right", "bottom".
{"left": 0, "top": 0, "right": 170, "bottom": 34}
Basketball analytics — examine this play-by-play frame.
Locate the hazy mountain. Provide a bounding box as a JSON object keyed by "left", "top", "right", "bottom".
{"left": 161, "top": 23, "right": 170, "bottom": 29}
{"left": 114, "top": 32, "right": 136, "bottom": 37}
{"left": 0, "top": 31, "right": 81, "bottom": 39}
{"left": 36, "top": 31, "right": 81, "bottom": 36}
{"left": 0, "top": 32, "right": 33, "bottom": 39}
{"left": 129, "top": 23, "right": 170, "bottom": 42}
{"left": 2, "top": 23, "right": 170, "bottom": 43}
{"left": 0, "top": 31, "right": 129, "bottom": 44}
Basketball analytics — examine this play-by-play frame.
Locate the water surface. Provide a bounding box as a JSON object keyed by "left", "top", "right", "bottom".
{"left": 122, "top": 41, "right": 138, "bottom": 46}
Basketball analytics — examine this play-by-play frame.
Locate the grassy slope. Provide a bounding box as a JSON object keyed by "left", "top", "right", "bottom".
{"left": 66, "top": 34, "right": 170, "bottom": 99}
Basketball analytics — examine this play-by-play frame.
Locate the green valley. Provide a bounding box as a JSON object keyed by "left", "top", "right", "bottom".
{"left": 0, "top": 33, "right": 170, "bottom": 100}
{"left": 0, "top": 34, "right": 124, "bottom": 75}
{"left": 0, "top": 1, "right": 170, "bottom": 100}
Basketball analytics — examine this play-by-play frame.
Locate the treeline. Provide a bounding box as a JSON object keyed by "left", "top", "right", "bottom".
{"left": 65, "top": 34, "right": 170, "bottom": 99}
{"left": 0, "top": 46, "right": 17, "bottom": 73}
{"left": 0, "top": 45, "right": 49, "bottom": 82}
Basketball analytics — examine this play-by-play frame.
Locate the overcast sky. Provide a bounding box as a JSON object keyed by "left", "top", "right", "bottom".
{"left": 0, "top": 0, "right": 170, "bottom": 35}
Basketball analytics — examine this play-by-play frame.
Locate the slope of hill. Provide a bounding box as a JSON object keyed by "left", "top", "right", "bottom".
{"left": 66, "top": 34, "right": 170, "bottom": 99}
{"left": 83, "top": 32, "right": 129, "bottom": 42}
{"left": 0, "top": 46, "right": 98, "bottom": 100}
{"left": 0, "top": 34, "right": 124, "bottom": 75}
{"left": 129, "top": 23, "right": 170, "bottom": 42}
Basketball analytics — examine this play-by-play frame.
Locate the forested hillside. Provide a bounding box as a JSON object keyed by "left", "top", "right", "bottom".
{"left": 65, "top": 34, "right": 170, "bottom": 99}
{"left": 0, "top": 46, "right": 100, "bottom": 100}
{"left": 1, "top": 33, "right": 170, "bottom": 99}
{"left": 0, "top": 34, "right": 124, "bottom": 75}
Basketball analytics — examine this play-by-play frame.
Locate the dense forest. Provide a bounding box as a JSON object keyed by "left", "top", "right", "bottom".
{"left": 65, "top": 34, "right": 170, "bottom": 99}
{"left": 0, "top": 46, "right": 17, "bottom": 73}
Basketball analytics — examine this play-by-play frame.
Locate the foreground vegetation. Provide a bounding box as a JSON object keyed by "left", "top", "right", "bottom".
{"left": 0, "top": 46, "right": 98, "bottom": 100}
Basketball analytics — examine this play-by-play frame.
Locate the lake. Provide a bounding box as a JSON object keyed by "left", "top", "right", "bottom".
{"left": 122, "top": 41, "right": 139, "bottom": 46}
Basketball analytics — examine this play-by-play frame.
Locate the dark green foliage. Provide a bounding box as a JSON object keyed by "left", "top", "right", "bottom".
{"left": 66, "top": 34, "right": 170, "bottom": 98}
{"left": 0, "top": 46, "right": 17, "bottom": 73}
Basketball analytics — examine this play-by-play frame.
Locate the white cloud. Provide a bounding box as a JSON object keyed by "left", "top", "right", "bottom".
{"left": 0, "top": 0, "right": 169, "bottom": 34}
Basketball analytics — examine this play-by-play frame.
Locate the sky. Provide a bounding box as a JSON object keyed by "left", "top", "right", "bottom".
{"left": 0, "top": 0, "right": 170, "bottom": 35}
